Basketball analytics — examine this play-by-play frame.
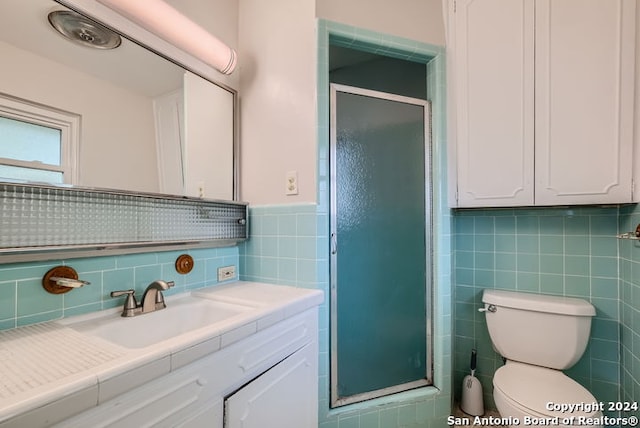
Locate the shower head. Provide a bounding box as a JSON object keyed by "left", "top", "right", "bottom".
{"left": 48, "top": 10, "right": 121, "bottom": 50}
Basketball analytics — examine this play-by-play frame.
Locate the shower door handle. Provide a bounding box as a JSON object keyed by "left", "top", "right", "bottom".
{"left": 331, "top": 233, "right": 337, "bottom": 255}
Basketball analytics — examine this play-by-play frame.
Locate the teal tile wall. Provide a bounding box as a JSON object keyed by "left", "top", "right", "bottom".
{"left": 320, "top": 18, "right": 452, "bottom": 428}
{"left": 245, "top": 19, "right": 452, "bottom": 428}
{"left": 619, "top": 204, "right": 640, "bottom": 416}
{"left": 237, "top": 203, "right": 334, "bottom": 417}
{"left": 453, "top": 206, "right": 621, "bottom": 412}
{"left": 239, "top": 204, "right": 327, "bottom": 289}
{"left": 0, "top": 247, "right": 239, "bottom": 330}
{"left": 238, "top": 201, "right": 453, "bottom": 428}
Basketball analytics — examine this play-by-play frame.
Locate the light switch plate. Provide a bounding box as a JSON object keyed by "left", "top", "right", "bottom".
{"left": 286, "top": 171, "right": 298, "bottom": 195}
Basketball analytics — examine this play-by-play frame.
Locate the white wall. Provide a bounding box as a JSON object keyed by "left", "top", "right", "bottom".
{"left": 316, "top": 0, "right": 445, "bottom": 46}
{"left": 238, "top": 0, "right": 317, "bottom": 204}
{"left": 4, "top": 0, "right": 446, "bottom": 203}
{"left": 0, "top": 41, "right": 159, "bottom": 192}
{"left": 238, "top": 0, "right": 445, "bottom": 204}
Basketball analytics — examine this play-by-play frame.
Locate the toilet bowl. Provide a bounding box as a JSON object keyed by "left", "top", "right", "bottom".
{"left": 481, "top": 290, "right": 602, "bottom": 428}
{"left": 493, "top": 361, "right": 602, "bottom": 427}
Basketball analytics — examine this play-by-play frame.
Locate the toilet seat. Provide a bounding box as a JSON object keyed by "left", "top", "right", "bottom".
{"left": 493, "top": 361, "right": 600, "bottom": 419}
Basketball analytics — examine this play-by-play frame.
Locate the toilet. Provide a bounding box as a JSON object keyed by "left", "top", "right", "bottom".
{"left": 481, "top": 289, "right": 603, "bottom": 427}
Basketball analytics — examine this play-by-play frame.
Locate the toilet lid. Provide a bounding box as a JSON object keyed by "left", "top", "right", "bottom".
{"left": 493, "top": 362, "right": 599, "bottom": 418}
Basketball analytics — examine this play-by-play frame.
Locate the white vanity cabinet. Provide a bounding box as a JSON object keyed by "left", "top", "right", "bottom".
{"left": 449, "top": 0, "right": 636, "bottom": 207}
{"left": 52, "top": 309, "right": 318, "bottom": 428}
{"left": 224, "top": 343, "right": 317, "bottom": 428}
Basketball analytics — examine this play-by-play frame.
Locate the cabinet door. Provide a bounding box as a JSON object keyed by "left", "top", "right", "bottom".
{"left": 224, "top": 344, "right": 317, "bottom": 428}
{"left": 452, "top": 0, "right": 535, "bottom": 207}
{"left": 534, "top": 0, "right": 636, "bottom": 205}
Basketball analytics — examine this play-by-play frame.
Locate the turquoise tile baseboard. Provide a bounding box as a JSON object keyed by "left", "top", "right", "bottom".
{"left": 0, "top": 246, "right": 239, "bottom": 329}
{"left": 453, "top": 206, "right": 624, "bottom": 413}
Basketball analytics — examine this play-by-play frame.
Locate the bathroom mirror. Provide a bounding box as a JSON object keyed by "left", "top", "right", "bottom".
{"left": 0, "top": 0, "right": 237, "bottom": 200}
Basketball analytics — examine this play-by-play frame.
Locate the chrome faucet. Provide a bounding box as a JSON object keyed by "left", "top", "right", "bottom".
{"left": 110, "top": 280, "right": 175, "bottom": 317}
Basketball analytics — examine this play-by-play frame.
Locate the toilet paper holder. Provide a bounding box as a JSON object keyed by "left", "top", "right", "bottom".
{"left": 42, "top": 266, "right": 91, "bottom": 294}
{"left": 616, "top": 223, "right": 640, "bottom": 240}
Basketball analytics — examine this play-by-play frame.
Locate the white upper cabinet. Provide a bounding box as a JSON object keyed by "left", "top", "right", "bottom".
{"left": 452, "top": 0, "right": 535, "bottom": 207}
{"left": 449, "top": 0, "right": 636, "bottom": 207}
{"left": 534, "top": 0, "right": 636, "bottom": 205}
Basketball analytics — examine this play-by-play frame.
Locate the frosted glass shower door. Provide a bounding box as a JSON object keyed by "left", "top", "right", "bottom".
{"left": 330, "top": 84, "right": 432, "bottom": 407}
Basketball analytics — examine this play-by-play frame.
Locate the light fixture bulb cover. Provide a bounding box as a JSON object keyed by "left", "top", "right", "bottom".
{"left": 96, "top": 0, "right": 237, "bottom": 74}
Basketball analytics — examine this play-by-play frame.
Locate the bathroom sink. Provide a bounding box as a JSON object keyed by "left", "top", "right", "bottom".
{"left": 62, "top": 296, "right": 255, "bottom": 349}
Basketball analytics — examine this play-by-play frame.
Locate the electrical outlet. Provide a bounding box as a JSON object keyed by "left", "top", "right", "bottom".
{"left": 217, "top": 265, "right": 236, "bottom": 282}
{"left": 286, "top": 170, "right": 298, "bottom": 195}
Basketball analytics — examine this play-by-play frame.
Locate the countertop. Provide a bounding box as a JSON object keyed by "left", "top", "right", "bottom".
{"left": 0, "top": 281, "right": 323, "bottom": 424}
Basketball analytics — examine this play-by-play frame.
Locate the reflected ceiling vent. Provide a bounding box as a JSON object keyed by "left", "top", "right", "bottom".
{"left": 48, "top": 10, "right": 121, "bottom": 50}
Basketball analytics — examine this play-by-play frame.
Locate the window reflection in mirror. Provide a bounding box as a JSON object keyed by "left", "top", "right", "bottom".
{"left": 0, "top": 96, "right": 78, "bottom": 185}
{"left": 0, "top": 0, "right": 236, "bottom": 200}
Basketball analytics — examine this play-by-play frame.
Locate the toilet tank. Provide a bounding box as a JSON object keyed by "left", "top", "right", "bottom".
{"left": 482, "top": 290, "right": 596, "bottom": 370}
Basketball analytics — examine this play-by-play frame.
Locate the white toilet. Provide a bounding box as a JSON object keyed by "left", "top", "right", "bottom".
{"left": 481, "top": 289, "right": 603, "bottom": 427}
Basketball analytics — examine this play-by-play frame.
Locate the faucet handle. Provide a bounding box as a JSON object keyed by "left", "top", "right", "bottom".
{"left": 110, "top": 289, "right": 138, "bottom": 317}
{"left": 111, "top": 289, "right": 135, "bottom": 298}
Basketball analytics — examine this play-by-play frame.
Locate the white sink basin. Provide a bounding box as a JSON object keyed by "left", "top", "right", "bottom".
{"left": 63, "top": 296, "right": 254, "bottom": 349}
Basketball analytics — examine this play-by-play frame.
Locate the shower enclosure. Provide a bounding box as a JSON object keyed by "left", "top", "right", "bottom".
{"left": 330, "top": 84, "right": 433, "bottom": 407}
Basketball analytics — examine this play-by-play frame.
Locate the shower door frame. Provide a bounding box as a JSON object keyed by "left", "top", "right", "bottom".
{"left": 329, "top": 83, "right": 433, "bottom": 408}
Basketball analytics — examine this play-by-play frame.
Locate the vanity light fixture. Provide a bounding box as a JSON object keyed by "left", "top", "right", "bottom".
{"left": 95, "top": 0, "right": 237, "bottom": 74}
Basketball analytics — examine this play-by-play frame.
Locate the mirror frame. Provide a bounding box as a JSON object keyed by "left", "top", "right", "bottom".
{"left": 52, "top": 0, "right": 240, "bottom": 201}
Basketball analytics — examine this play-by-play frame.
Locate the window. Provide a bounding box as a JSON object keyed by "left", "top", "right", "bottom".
{"left": 0, "top": 94, "right": 79, "bottom": 185}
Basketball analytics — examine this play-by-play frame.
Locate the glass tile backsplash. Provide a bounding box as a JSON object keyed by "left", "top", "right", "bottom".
{"left": 0, "top": 183, "right": 247, "bottom": 250}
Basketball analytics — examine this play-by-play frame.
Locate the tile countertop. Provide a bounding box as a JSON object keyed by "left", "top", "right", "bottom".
{"left": 0, "top": 281, "right": 324, "bottom": 425}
